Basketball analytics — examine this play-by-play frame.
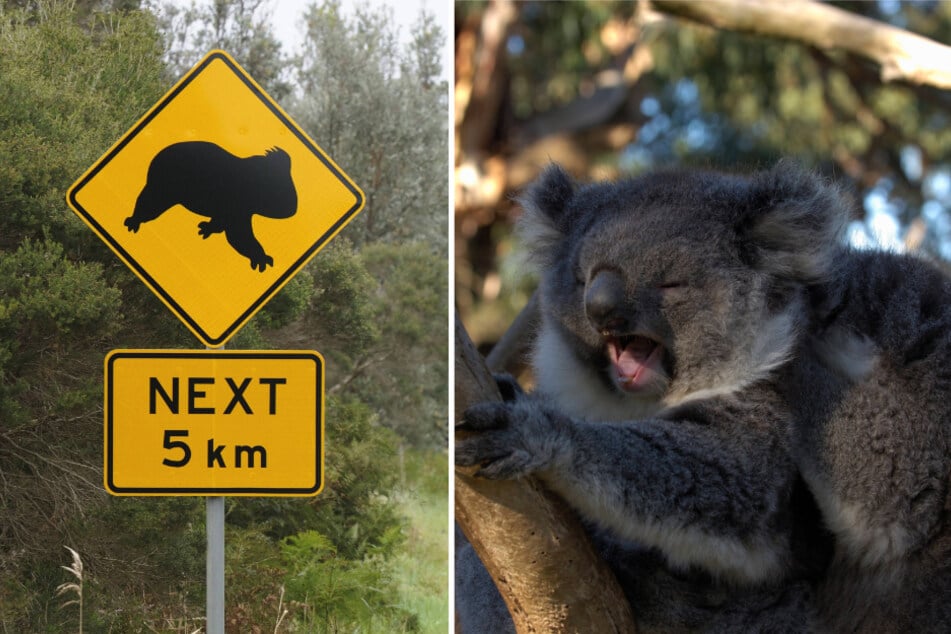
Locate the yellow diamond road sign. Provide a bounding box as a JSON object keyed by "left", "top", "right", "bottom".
{"left": 67, "top": 50, "right": 364, "bottom": 347}
{"left": 105, "top": 350, "right": 323, "bottom": 496}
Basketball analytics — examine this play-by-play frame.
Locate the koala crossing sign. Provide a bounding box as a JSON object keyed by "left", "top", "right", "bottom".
{"left": 67, "top": 50, "right": 364, "bottom": 348}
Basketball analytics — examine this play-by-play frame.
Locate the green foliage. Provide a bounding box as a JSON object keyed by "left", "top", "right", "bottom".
{"left": 277, "top": 239, "right": 448, "bottom": 447}
{"left": 220, "top": 395, "right": 414, "bottom": 629}
{"left": 0, "top": 18, "right": 172, "bottom": 625}
{"left": 150, "top": 0, "right": 292, "bottom": 99}
{"left": 0, "top": 0, "right": 448, "bottom": 630}
{"left": 0, "top": 239, "right": 120, "bottom": 424}
{"left": 0, "top": 2, "right": 165, "bottom": 248}
{"left": 363, "top": 243, "right": 447, "bottom": 349}
{"left": 303, "top": 239, "right": 380, "bottom": 363}
{"left": 642, "top": 2, "right": 951, "bottom": 230}
{"left": 280, "top": 528, "right": 414, "bottom": 632}
{"left": 357, "top": 243, "right": 448, "bottom": 447}
{"left": 402, "top": 446, "right": 448, "bottom": 501}
{"left": 0, "top": 575, "right": 34, "bottom": 630}
{"left": 500, "top": 0, "right": 636, "bottom": 118}
{"left": 257, "top": 239, "right": 448, "bottom": 448}
{"left": 225, "top": 394, "right": 415, "bottom": 631}
{"left": 0, "top": 3, "right": 214, "bottom": 631}
{"left": 311, "top": 396, "right": 406, "bottom": 561}
{"left": 294, "top": 0, "right": 448, "bottom": 251}
{"left": 251, "top": 270, "right": 316, "bottom": 332}
{"left": 79, "top": 497, "right": 207, "bottom": 628}
{"left": 222, "top": 526, "right": 287, "bottom": 631}
{"left": 0, "top": 239, "right": 120, "bottom": 350}
{"left": 225, "top": 396, "right": 405, "bottom": 548}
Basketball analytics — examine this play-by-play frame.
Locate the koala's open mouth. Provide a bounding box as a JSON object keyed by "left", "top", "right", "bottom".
{"left": 605, "top": 335, "right": 667, "bottom": 394}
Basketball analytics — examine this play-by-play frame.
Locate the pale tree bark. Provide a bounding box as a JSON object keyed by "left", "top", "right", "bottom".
{"left": 455, "top": 312, "right": 637, "bottom": 633}
{"left": 651, "top": 0, "right": 951, "bottom": 89}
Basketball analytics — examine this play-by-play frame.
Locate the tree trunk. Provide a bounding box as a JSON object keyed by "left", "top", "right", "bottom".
{"left": 651, "top": 0, "right": 951, "bottom": 88}
{"left": 454, "top": 312, "right": 637, "bottom": 633}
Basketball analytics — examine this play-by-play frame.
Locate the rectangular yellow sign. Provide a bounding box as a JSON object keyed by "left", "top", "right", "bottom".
{"left": 105, "top": 350, "right": 323, "bottom": 496}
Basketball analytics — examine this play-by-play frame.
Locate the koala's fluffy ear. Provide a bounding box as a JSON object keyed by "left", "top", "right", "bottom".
{"left": 516, "top": 164, "right": 577, "bottom": 270}
{"left": 739, "top": 162, "right": 851, "bottom": 283}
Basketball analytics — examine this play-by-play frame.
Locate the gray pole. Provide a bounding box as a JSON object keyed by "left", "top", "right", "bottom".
{"left": 206, "top": 341, "right": 225, "bottom": 634}
{"left": 207, "top": 495, "right": 225, "bottom": 634}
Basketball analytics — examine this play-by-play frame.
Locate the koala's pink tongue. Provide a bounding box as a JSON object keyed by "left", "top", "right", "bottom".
{"left": 609, "top": 337, "right": 659, "bottom": 390}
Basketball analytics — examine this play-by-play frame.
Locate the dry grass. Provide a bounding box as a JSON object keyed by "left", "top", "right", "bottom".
{"left": 56, "top": 546, "right": 83, "bottom": 633}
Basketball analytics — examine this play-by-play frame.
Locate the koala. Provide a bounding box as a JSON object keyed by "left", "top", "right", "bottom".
{"left": 456, "top": 163, "right": 951, "bottom": 632}
{"left": 125, "top": 142, "right": 297, "bottom": 271}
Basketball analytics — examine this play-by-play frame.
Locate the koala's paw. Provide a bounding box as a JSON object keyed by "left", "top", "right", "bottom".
{"left": 198, "top": 221, "right": 222, "bottom": 238}
{"left": 249, "top": 253, "right": 274, "bottom": 272}
{"left": 456, "top": 400, "right": 563, "bottom": 480}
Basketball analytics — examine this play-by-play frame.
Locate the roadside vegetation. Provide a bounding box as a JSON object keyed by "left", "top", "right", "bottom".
{"left": 0, "top": 1, "right": 448, "bottom": 630}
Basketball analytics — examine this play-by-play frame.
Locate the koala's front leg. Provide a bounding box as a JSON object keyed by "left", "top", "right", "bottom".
{"left": 456, "top": 399, "right": 571, "bottom": 480}
{"left": 457, "top": 393, "right": 798, "bottom": 584}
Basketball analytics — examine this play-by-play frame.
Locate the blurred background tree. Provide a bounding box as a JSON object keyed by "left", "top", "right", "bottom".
{"left": 455, "top": 0, "right": 951, "bottom": 350}
{"left": 0, "top": 0, "right": 447, "bottom": 631}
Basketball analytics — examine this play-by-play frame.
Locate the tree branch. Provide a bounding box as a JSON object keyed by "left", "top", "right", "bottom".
{"left": 457, "top": 0, "right": 517, "bottom": 157}
{"left": 484, "top": 290, "right": 539, "bottom": 374}
{"left": 651, "top": 0, "right": 951, "bottom": 89}
{"left": 454, "top": 312, "right": 637, "bottom": 633}
{"left": 327, "top": 350, "right": 393, "bottom": 395}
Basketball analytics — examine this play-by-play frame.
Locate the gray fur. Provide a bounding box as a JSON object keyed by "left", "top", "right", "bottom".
{"left": 456, "top": 162, "right": 951, "bottom": 632}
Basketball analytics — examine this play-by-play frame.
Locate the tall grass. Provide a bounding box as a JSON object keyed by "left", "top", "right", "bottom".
{"left": 44, "top": 449, "right": 450, "bottom": 633}
{"left": 56, "top": 546, "right": 83, "bottom": 634}
{"left": 393, "top": 449, "right": 449, "bottom": 634}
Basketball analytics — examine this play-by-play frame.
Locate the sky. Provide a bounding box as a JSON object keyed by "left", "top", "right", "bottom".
{"left": 162, "top": 0, "right": 453, "bottom": 80}
{"left": 269, "top": 0, "right": 452, "bottom": 79}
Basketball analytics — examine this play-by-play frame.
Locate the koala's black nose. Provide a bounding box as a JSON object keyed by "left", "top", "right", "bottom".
{"left": 585, "top": 269, "right": 627, "bottom": 332}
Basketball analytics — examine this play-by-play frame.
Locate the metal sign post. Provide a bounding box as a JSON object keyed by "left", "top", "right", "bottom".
{"left": 207, "top": 339, "right": 224, "bottom": 634}
{"left": 207, "top": 495, "right": 225, "bottom": 634}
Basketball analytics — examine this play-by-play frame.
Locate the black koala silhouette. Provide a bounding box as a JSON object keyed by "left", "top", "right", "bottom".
{"left": 125, "top": 141, "right": 297, "bottom": 272}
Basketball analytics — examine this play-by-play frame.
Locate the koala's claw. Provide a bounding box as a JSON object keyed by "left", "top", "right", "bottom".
{"left": 456, "top": 401, "right": 559, "bottom": 480}
{"left": 474, "top": 449, "right": 535, "bottom": 480}
{"left": 457, "top": 402, "right": 511, "bottom": 432}
{"left": 456, "top": 403, "right": 519, "bottom": 476}
{"left": 198, "top": 221, "right": 222, "bottom": 238}
{"left": 456, "top": 437, "right": 528, "bottom": 480}
{"left": 249, "top": 254, "right": 274, "bottom": 272}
